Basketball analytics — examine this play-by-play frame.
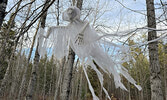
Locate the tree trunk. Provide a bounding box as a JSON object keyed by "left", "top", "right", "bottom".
{"left": 53, "top": 1, "right": 64, "bottom": 99}
{"left": 48, "top": 57, "right": 55, "bottom": 99}
{"left": 17, "top": 21, "right": 40, "bottom": 100}
{"left": 26, "top": 0, "right": 51, "bottom": 99}
{"left": 9, "top": 36, "right": 24, "bottom": 99}
{"left": 78, "top": 70, "right": 83, "bottom": 100}
{"left": 164, "top": 46, "right": 167, "bottom": 100}
{"left": 60, "top": 0, "right": 83, "bottom": 100}
{"left": 42, "top": 59, "right": 47, "bottom": 100}
{"left": 0, "top": 0, "right": 22, "bottom": 97}
{"left": 26, "top": 42, "right": 40, "bottom": 100}
{"left": 9, "top": 0, "right": 36, "bottom": 98}
{"left": 0, "top": 57, "right": 12, "bottom": 97}
{"left": 61, "top": 47, "right": 75, "bottom": 100}
{"left": 0, "top": 0, "right": 21, "bottom": 69}
{"left": 128, "top": 82, "right": 131, "bottom": 100}
{"left": 54, "top": 58, "right": 65, "bottom": 100}
{"left": 165, "top": 63, "right": 167, "bottom": 100}
{"left": 0, "top": 0, "right": 8, "bottom": 29}
{"left": 146, "top": 0, "right": 164, "bottom": 100}
{"left": 164, "top": 60, "right": 167, "bottom": 100}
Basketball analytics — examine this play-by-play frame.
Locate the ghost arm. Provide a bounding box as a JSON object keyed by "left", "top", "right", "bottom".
{"left": 40, "top": 26, "right": 68, "bottom": 38}
{"left": 38, "top": 25, "right": 70, "bottom": 59}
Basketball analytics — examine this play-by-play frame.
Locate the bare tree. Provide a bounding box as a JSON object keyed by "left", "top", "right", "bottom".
{"left": 0, "top": 0, "right": 22, "bottom": 97}
{"left": 146, "top": 0, "right": 164, "bottom": 100}
{"left": 26, "top": 0, "right": 51, "bottom": 99}
{"left": 17, "top": 20, "right": 40, "bottom": 100}
{"left": 60, "top": 47, "right": 75, "bottom": 100}
{"left": 60, "top": 0, "right": 83, "bottom": 100}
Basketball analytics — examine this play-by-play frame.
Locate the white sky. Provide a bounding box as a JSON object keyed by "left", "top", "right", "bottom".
{"left": 5, "top": 0, "right": 167, "bottom": 48}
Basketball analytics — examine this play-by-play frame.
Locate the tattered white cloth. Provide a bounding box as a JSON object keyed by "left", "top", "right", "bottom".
{"left": 37, "top": 6, "right": 142, "bottom": 100}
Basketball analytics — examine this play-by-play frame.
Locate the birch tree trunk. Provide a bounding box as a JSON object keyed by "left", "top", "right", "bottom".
{"left": 0, "top": 58, "right": 12, "bottom": 97}
{"left": 48, "top": 57, "right": 55, "bottom": 99}
{"left": 9, "top": 0, "right": 36, "bottom": 98}
{"left": 8, "top": 36, "right": 24, "bottom": 99}
{"left": 0, "top": 0, "right": 22, "bottom": 97}
{"left": 26, "top": 42, "right": 40, "bottom": 100}
{"left": 61, "top": 47, "right": 75, "bottom": 100}
{"left": 164, "top": 46, "right": 167, "bottom": 100}
{"left": 26, "top": 0, "right": 51, "bottom": 99}
{"left": 0, "top": 0, "right": 18, "bottom": 68}
{"left": 53, "top": 1, "right": 66, "bottom": 99}
{"left": 78, "top": 69, "right": 83, "bottom": 100}
{"left": 146, "top": 0, "right": 163, "bottom": 100}
{"left": 42, "top": 59, "right": 47, "bottom": 100}
{"left": 54, "top": 58, "right": 65, "bottom": 100}
{"left": 60, "top": 0, "right": 83, "bottom": 99}
{"left": 17, "top": 21, "right": 40, "bottom": 100}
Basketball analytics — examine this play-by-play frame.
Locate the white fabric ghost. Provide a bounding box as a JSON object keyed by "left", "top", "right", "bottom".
{"left": 37, "top": 6, "right": 142, "bottom": 100}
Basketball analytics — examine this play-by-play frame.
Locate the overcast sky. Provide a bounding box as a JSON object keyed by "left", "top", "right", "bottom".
{"left": 5, "top": 0, "right": 166, "bottom": 48}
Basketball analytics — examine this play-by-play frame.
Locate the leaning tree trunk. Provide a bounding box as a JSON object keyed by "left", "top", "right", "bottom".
{"left": 26, "top": 0, "right": 51, "bottom": 99}
{"left": 0, "top": 0, "right": 22, "bottom": 97}
{"left": 60, "top": 0, "right": 83, "bottom": 100}
{"left": 17, "top": 20, "right": 40, "bottom": 100}
{"left": 146, "top": 0, "right": 164, "bottom": 100}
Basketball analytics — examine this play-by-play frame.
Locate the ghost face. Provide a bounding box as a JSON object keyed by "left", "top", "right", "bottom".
{"left": 62, "top": 6, "right": 81, "bottom": 22}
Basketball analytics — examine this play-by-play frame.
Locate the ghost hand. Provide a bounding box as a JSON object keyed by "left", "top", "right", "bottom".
{"left": 74, "top": 22, "right": 90, "bottom": 45}
{"left": 75, "top": 33, "right": 84, "bottom": 45}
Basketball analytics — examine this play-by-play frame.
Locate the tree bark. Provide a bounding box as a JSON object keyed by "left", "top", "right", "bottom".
{"left": 164, "top": 58, "right": 167, "bottom": 100}
{"left": 42, "top": 58, "right": 47, "bottom": 100}
{"left": 0, "top": 0, "right": 22, "bottom": 97}
{"left": 54, "top": 58, "right": 65, "bottom": 100}
{"left": 61, "top": 47, "right": 75, "bottom": 100}
{"left": 17, "top": 21, "right": 40, "bottom": 100}
{"left": 78, "top": 69, "right": 83, "bottom": 100}
{"left": 48, "top": 57, "right": 55, "bottom": 99}
{"left": 9, "top": 36, "right": 24, "bottom": 99}
{"left": 0, "top": 0, "right": 8, "bottom": 29}
{"left": 26, "top": 0, "right": 51, "bottom": 99}
{"left": 26, "top": 42, "right": 40, "bottom": 100}
{"left": 0, "top": 0, "right": 21, "bottom": 68}
{"left": 164, "top": 45, "right": 167, "bottom": 100}
{"left": 0, "top": 0, "right": 18, "bottom": 74}
{"left": 146, "top": 0, "right": 164, "bottom": 100}
{"left": 60, "top": 0, "right": 83, "bottom": 100}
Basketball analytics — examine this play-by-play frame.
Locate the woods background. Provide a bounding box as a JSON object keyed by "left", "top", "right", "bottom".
{"left": 0, "top": 0, "right": 167, "bottom": 100}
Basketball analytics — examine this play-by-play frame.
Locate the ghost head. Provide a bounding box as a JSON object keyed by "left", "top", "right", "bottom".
{"left": 62, "top": 6, "right": 81, "bottom": 22}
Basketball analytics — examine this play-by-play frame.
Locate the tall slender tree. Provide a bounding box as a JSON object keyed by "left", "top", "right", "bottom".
{"left": 0, "top": 0, "right": 22, "bottom": 97}
{"left": 60, "top": 0, "right": 83, "bottom": 100}
{"left": 26, "top": 0, "right": 51, "bottom": 99}
{"left": 146, "top": 0, "right": 164, "bottom": 100}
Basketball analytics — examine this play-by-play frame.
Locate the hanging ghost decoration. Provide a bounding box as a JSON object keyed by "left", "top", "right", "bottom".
{"left": 37, "top": 6, "right": 142, "bottom": 100}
